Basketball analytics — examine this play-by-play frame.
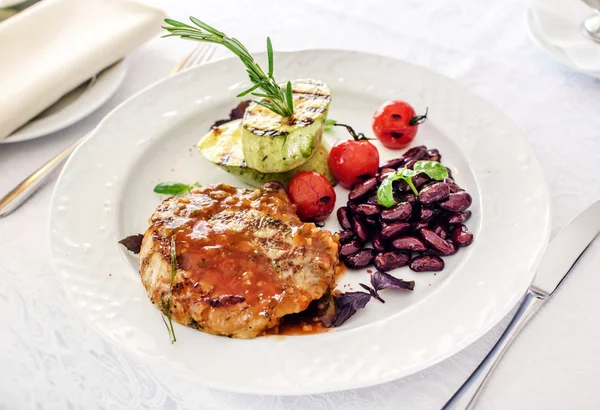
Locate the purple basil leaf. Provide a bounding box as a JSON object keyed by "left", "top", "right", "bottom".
{"left": 209, "top": 100, "right": 251, "bottom": 129}
{"left": 229, "top": 100, "right": 251, "bottom": 120}
{"left": 371, "top": 271, "right": 415, "bottom": 292}
{"left": 118, "top": 234, "right": 144, "bottom": 254}
{"left": 336, "top": 291, "right": 372, "bottom": 310}
{"left": 359, "top": 283, "right": 385, "bottom": 303}
{"left": 324, "top": 291, "right": 373, "bottom": 327}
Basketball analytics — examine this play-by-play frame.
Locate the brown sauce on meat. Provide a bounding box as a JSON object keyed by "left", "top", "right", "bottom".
{"left": 151, "top": 183, "right": 340, "bottom": 327}
{"left": 162, "top": 185, "right": 295, "bottom": 308}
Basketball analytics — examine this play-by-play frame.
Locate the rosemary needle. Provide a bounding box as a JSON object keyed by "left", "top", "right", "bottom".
{"left": 162, "top": 17, "right": 294, "bottom": 117}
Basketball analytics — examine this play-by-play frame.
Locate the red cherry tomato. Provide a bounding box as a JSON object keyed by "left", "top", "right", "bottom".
{"left": 287, "top": 171, "right": 336, "bottom": 222}
{"left": 328, "top": 124, "right": 380, "bottom": 189}
{"left": 372, "top": 100, "right": 428, "bottom": 149}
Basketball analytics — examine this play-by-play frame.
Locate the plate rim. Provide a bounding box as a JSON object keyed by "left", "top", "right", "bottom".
{"left": 48, "top": 48, "right": 552, "bottom": 395}
{"left": 1, "top": 59, "right": 128, "bottom": 144}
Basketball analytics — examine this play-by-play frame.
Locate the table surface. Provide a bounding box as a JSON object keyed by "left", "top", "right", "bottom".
{"left": 1, "top": 0, "right": 599, "bottom": 409}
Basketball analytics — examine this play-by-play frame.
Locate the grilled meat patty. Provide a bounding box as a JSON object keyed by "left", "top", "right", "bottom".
{"left": 139, "top": 182, "right": 339, "bottom": 338}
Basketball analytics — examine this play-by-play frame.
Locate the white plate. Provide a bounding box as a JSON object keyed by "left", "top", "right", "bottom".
{"left": 49, "top": 49, "right": 550, "bottom": 395}
{"left": 2, "top": 59, "right": 127, "bottom": 144}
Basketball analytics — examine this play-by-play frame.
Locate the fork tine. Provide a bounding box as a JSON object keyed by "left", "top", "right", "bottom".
{"left": 189, "top": 44, "right": 216, "bottom": 67}
{"left": 170, "top": 45, "right": 200, "bottom": 75}
{"left": 180, "top": 45, "right": 203, "bottom": 70}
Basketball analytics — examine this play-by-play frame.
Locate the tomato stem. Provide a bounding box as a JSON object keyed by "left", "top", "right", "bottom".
{"left": 409, "top": 107, "right": 428, "bottom": 126}
{"left": 333, "top": 123, "right": 375, "bottom": 141}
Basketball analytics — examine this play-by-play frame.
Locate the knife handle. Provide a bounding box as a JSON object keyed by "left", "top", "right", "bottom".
{"left": 442, "top": 291, "right": 546, "bottom": 410}
{"left": 0, "top": 136, "right": 84, "bottom": 217}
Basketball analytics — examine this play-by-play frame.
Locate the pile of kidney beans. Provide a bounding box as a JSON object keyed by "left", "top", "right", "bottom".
{"left": 337, "top": 146, "right": 474, "bottom": 273}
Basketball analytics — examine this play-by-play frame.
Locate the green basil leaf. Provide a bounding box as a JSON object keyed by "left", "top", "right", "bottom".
{"left": 413, "top": 160, "right": 448, "bottom": 181}
{"left": 154, "top": 182, "right": 194, "bottom": 195}
{"left": 324, "top": 119, "right": 337, "bottom": 131}
{"left": 377, "top": 175, "right": 398, "bottom": 208}
{"left": 377, "top": 168, "right": 418, "bottom": 208}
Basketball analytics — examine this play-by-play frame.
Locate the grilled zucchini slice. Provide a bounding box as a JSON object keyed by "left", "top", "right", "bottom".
{"left": 241, "top": 79, "right": 331, "bottom": 173}
{"left": 198, "top": 119, "right": 335, "bottom": 188}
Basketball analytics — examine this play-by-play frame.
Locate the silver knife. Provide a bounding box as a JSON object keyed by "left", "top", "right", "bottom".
{"left": 443, "top": 200, "right": 600, "bottom": 410}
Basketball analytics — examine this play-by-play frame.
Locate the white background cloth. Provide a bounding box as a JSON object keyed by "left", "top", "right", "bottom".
{"left": 1, "top": 0, "right": 600, "bottom": 409}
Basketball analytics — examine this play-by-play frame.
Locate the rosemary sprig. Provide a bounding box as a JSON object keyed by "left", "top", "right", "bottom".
{"left": 162, "top": 17, "right": 294, "bottom": 117}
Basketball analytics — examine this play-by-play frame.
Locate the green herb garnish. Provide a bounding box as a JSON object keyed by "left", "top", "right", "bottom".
{"left": 377, "top": 160, "right": 449, "bottom": 208}
{"left": 153, "top": 181, "right": 199, "bottom": 196}
{"left": 324, "top": 119, "right": 337, "bottom": 131}
{"left": 377, "top": 168, "right": 419, "bottom": 208}
{"left": 162, "top": 235, "right": 178, "bottom": 344}
{"left": 162, "top": 17, "right": 294, "bottom": 117}
{"left": 413, "top": 160, "right": 448, "bottom": 180}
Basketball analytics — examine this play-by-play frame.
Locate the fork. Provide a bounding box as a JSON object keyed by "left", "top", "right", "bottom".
{"left": 0, "top": 44, "right": 216, "bottom": 217}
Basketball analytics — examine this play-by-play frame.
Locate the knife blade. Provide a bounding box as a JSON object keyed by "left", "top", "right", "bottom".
{"left": 531, "top": 200, "right": 600, "bottom": 297}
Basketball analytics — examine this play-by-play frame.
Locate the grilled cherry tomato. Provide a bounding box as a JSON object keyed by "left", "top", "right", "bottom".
{"left": 328, "top": 124, "right": 379, "bottom": 189}
{"left": 287, "top": 171, "right": 336, "bottom": 222}
{"left": 372, "top": 100, "right": 428, "bottom": 149}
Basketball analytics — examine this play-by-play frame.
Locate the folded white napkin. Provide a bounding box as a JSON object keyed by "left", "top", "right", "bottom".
{"left": 0, "top": 0, "right": 166, "bottom": 140}
{"left": 529, "top": 0, "right": 600, "bottom": 73}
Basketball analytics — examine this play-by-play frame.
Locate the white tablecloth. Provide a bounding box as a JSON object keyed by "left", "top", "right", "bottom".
{"left": 1, "top": 0, "right": 600, "bottom": 409}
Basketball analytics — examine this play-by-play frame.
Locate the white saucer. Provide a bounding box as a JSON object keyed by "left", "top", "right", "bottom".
{"left": 526, "top": 1, "right": 600, "bottom": 78}
{"left": 2, "top": 59, "right": 128, "bottom": 144}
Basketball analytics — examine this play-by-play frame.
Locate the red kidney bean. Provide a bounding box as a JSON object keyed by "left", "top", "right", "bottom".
{"left": 380, "top": 157, "right": 405, "bottom": 170}
{"left": 404, "top": 159, "right": 417, "bottom": 169}
{"left": 403, "top": 146, "right": 428, "bottom": 160}
{"left": 418, "top": 182, "right": 450, "bottom": 204}
{"left": 393, "top": 179, "right": 410, "bottom": 194}
{"left": 447, "top": 210, "right": 472, "bottom": 224}
{"left": 427, "top": 149, "right": 441, "bottom": 162}
{"left": 430, "top": 219, "right": 449, "bottom": 239}
{"left": 348, "top": 202, "right": 359, "bottom": 214}
{"left": 374, "top": 251, "right": 410, "bottom": 272}
{"left": 338, "top": 230, "right": 355, "bottom": 243}
{"left": 372, "top": 234, "right": 387, "bottom": 252}
{"left": 344, "top": 249, "right": 375, "bottom": 269}
{"left": 352, "top": 215, "right": 373, "bottom": 242}
{"left": 445, "top": 240, "right": 458, "bottom": 255}
{"left": 348, "top": 177, "right": 378, "bottom": 201}
{"left": 381, "top": 222, "right": 412, "bottom": 241}
{"left": 451, "top": 224, "right": 474, "bottom": 247}
{"left": 339, "top": 239, "right": 364, "bottom": 257}
{"left": 410, "top": 255, "right": 445, "bottom": 272}
{"left": 413, "top": 221, "right": 429, "bottom": 231}
{"left": 420, "top": 205, "right": 435, "bottom": 222}
{"left": 412, "top": 172, "right": 431, "bottom": 189}
{"left": 440, "top": 192, "right": 472, "bottom": 212}
{"left": 378, "top": 168, "right": 396, "bottom": 183}
{"left": 391, "top": 236, "right": 428, "bottom": 252}
{"left": 396, "top": 193, "right": 417, "bottom": 204}
{"left": 356, "top": 204, "right": 380, "bottom": 217}
{"left": 365, "top": 216, "right": 380, "bottom": 227}
{"left": 381, "top": 202, "right": 412, "bottom": 222}
{"left": 420, "top": 228, "right": 455, "bottom": 255}
{"left": 337, "top": 207, "right": 353, "bottom": 230}
{"left": 445, "top": 178, "right": 464, "bottom": 193}
{"left": 365, "top": 195, "right": 380, "bottom": 205}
